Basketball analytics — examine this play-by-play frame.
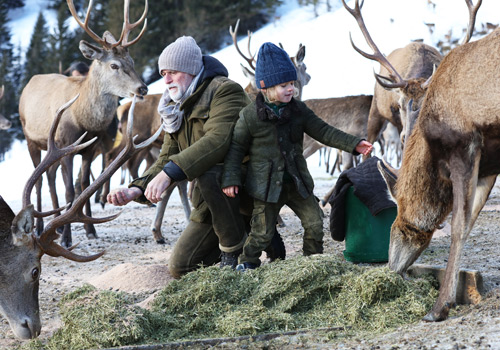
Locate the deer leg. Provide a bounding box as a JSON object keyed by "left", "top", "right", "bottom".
{"left": 366, "top": 111, "right": 386, "bottom": 160}
{"left": 80, "top": 153, "right": 97, "bottom": 239}
{"left": 46, "top": 162, "right": 64, "bottom": 234}
{"left": 177, "top": 179, "right": 191, "bottom": 221}
{"left": 343, "top": 152, "right": 354, "bottom": 171}
{"left": 150, "top": 185, "right": 176, "bottom": 244}
{"left": 27, "top": 141, "right": 44, "bottom": 235}
{"left": 424, "top": 150, "right": 481, "bottom": 322}
{"left": 59, "top": 155, "right": 75, "bottom": 248}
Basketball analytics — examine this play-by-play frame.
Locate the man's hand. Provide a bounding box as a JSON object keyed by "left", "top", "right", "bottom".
{"left": 222, "top": 185, "right": 239, "bottom": 198}
{"left": 145, "top": 171, "right": 172, "bottom": 204}
{"left": 107, "top": 187, "right": 142, "bottom": 206}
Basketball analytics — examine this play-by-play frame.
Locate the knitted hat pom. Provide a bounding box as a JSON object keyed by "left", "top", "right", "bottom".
{"left": 255, "top": 42, "right": 297, "bottom": 89}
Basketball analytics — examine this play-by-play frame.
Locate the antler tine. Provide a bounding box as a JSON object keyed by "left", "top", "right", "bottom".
{"left": 66, "top": 0, "right": 106, "bottom": 46}
{"left": 0, "top": 85, "right": 4, "bottom": 100}
{"left": 114, "top": 0, "right": 148, "bottom": 48}
{"left": 22, "top": 94, "right": 97, "bottom": 209}
{"left": 38, "top": 95, "right": 158, "bottom": 262}
{"left": 229, "top": 19, "right": 256, "bottom": 71}
{"left": 461, "top": 0, "right": 482, "bottom": 45}
{"left": 342, "top": 0, "right": 407, "bottom": 88}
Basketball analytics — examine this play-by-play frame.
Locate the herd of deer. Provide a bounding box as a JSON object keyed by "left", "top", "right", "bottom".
{"left": 0, "top": 0, "right": 498, "bottom": 340}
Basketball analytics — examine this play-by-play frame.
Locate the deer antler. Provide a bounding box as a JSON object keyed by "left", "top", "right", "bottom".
{"left": 114, "top": 0, "right": 148, "bottom": 48}
{"left": 229, "top": 19, "right": 256, "bottom": 70}
{"left": 31, "top": 95, "right": 161, "bottom": 262}
{"left": 342, "top": 0, "right": 407, "bottom": 89}
{"left": 66, "top": 0, "right": 148, "bottom": 49}
{"left": 461, "top": 0, "right": 482, "bottom": 45}
{"left": 67, "top": 0, "right": 106, "bottom": 46}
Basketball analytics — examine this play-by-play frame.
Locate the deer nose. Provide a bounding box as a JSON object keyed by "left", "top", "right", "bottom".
{"left": 137, "top": 85, "right": 148, "bottom": 96}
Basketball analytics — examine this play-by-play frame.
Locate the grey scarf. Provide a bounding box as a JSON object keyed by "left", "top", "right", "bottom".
{"left": 158, "top": 67, "right": 204, "bottom": 133}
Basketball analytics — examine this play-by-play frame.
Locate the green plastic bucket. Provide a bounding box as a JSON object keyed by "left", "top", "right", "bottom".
{"left": 343, "top": 186, "right": 397, "bottom": 263}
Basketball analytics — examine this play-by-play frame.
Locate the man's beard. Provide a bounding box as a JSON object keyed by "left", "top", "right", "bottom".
{"left": 167, "top": 83, "right": 185, "bottom": 102}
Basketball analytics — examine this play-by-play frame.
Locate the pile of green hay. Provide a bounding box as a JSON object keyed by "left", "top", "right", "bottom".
{"left": 23, "top": 254, "right": 438, "bottom": 350}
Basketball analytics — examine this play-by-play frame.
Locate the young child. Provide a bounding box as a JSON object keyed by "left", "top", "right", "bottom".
{"left": 222, "top": 42, "right": 373, "bottom": 271}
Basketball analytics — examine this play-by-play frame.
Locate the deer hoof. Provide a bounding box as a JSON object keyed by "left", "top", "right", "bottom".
{"left": 86, "top": 232, "right": 98, "bottom": 240}
{"left": 156, "top": 238, "right": 166, "bottom": 244}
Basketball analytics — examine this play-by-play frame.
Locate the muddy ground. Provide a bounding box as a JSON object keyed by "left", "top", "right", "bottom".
{"left": 1, "top": 170, "right": 500, "bottom": 349}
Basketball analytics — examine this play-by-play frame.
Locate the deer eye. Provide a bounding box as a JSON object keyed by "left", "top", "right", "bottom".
{"left": 110, "top": 63, "right": 119, "bottom": 70}
{"left": 31, "top": 267, "right": 40, "bottom": 281}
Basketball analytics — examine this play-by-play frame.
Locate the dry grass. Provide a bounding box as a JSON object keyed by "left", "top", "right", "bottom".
{"left": 21, "top": 254, "right": 438, "bottom": 350}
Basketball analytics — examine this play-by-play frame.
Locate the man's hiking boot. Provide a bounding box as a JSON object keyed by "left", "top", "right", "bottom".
{"left": 220, "top": 249, "right": 242, "bottom": 269}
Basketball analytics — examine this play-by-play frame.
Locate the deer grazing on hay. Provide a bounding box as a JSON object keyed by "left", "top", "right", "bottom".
{"left": 342, "top": 0, "right": 481, "bottom": 153}
{"left": 0, "top": 94, "right": 160, "bottom": 339}
{"left": 102, "top": 94, "right": 192, "bottom": 244}
{"left": 348, "top": 0, "right": 492, "bottom": 321}
{"left": 19, "top": 0, "right": 148, "bottom": 248}
{"left": 0, "top": 86, "right": 12, "bottom": 130}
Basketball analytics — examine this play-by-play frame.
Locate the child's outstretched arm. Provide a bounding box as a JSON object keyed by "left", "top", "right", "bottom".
{"left": 355, "top": 140, "right": 373, "bottom": 156}
{"left": 222, "top": 185, "right": 239, "bottom": 198}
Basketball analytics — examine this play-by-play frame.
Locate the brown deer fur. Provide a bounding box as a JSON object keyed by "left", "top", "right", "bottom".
{"left": 18, "top": 0, "right": 148, "bottom": 248}
{"left": 379, "top": 26, "right": 500, "bottom": 322}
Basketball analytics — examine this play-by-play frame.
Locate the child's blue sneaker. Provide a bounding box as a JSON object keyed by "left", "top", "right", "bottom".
{"left": 235, "top": 262, "right": 260, "bottom": 272}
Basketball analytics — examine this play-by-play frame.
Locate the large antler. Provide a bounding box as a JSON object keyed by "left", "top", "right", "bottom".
{"left": 26, "top": 95, "right": 161, "bottom": 262}
{"left": 342, "top": 0, "right": 407, "bottom": 89}
{"left": 67, "top": 0, "right": 148, "bottom": 49}
{"left": 461, "top": 0, "right": 482, "bottom": 45}
{"left": 229, "top": 19, "right": 256, "bottom": 71}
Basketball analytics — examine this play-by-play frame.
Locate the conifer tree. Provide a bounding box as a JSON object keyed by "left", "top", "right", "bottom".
{"left": 23, "top": 11, "right": 51, "bottom": 87}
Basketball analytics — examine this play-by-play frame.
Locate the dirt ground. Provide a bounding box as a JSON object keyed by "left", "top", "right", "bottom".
{"left": 1, "top": 172, "right": 500, "bottom": 349}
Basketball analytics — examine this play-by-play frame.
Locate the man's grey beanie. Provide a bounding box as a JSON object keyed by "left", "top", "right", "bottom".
{"left": 158, "top": 36, "right": 203, "bottom": 75}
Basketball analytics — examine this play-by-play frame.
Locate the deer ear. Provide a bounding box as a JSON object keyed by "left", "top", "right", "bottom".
{"left": 0, "top": 196, "right": 15, "bottom": 240}
{"left": 377, "top": 159, "right": 398, "bottom": 202}
{"left": 11, "top": 204, "right": 34, "bottom": 246}
{"left": 79, "top": 40, "right": 104, "bottom": 60}
{"left": 295, "top": 44, "right": 306, "bottom": 64}
{"left": 240, "top": 64, "right": 254, "bottom": 79}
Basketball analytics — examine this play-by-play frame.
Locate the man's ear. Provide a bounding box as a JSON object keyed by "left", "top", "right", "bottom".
{"left": 79, "top": 40, "right": 104, "bottom": 60}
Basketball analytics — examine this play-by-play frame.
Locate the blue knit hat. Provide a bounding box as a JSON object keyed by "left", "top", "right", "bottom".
{"left": 255, "top": 42, "right": 297, "bottom": 89}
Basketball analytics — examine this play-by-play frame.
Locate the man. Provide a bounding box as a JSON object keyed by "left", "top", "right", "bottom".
{"left": 107, "top": 36, "right": 251, "bottom": 278}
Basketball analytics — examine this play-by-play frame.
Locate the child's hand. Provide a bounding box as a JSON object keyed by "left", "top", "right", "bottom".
{"left": 355, "top": 140, "right": 373, "bottom": 156}
{"left": 222, "top": 186, "right": 239, "bottom": 198}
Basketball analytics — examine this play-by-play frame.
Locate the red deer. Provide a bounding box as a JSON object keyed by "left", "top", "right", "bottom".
{"left": 342, "top": 0, "right": 481, "bottom": 152}
{"left": 369, "top": 2, "right": 491, "bottom": 322}
{"left": 19, "top": 0, "right": 148, "bottom": 248}
{"left": 342, "top": 0, "right": 446, "bottom": 154}
{"left": 0, "top": 94, "right": 160, "bottom": 339}
{"left": 302, "top": 94, "right": 372, "bottom": 171}
{"left": 0, "top": 86, "right": 11, "bottom": 130}
{"left": 102, "top": 94, "right": 192, "bottom": 244}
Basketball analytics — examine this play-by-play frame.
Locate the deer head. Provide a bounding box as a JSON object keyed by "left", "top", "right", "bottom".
{"left": 67, "top": 0, "right": 149, "bottom": 98}
{"left": 0, "top": 95, "right": 161, "bottom": 339}
{"left": 342, "top": 0, "right": 480, "bottom": 145}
